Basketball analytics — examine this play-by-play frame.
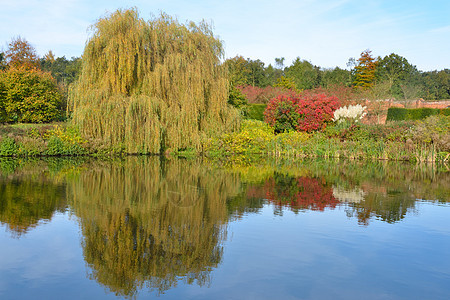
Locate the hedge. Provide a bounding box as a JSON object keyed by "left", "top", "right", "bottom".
{"left": 387, "top": 107, "right": 450, "bottom": 121}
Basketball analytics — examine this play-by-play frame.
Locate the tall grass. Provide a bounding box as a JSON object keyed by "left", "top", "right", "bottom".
{"left": 207, "top": 119, "right": 449, "bottom": 163}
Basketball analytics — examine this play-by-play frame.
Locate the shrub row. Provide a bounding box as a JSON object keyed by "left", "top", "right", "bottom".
{"left": 386, "top": 107, "right": 450, "bottom": 121}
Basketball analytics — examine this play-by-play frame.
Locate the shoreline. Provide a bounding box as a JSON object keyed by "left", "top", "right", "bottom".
{"left": 1, "top": 118, "right": 449, "bottom": 164}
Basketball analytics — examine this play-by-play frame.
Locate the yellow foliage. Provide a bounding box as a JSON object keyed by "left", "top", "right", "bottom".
{"left": 69, "top": 8, "right": 239, "bottom": 154}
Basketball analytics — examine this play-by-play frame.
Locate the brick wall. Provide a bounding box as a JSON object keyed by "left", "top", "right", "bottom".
{"left": 361, "top": 99, "right": 450, "bottom": 124}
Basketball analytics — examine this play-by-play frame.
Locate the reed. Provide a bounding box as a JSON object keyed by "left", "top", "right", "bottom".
{"left": 69, "top": 8, "right": 239, "bottom": 154}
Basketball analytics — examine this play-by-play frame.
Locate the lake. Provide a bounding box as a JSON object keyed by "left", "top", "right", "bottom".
{"left": 0, "top": 157, "right": 449, "bottom": 299}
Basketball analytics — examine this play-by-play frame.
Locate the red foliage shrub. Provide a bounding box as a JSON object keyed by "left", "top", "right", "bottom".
{"left": 264, "top": 92, "right": 340, "bottom": 132}
{"left": 263, "top": 95, "right": 300, "bottom": 132}
{"left": 265, "top": 176, "right": 340, "bottom": 212}
{"left": 237, "top": 85, "right": 297, "bottom": 104}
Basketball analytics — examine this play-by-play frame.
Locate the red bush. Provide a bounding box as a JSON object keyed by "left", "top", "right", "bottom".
{"left": 264, "top": 92, "right": 340, "bottom": 132}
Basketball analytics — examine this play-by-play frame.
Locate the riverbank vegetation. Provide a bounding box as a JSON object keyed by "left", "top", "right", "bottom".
{"left": 1, "top": 114, "right": 448, "bottom": 163}
{"left": 0, "top": 8, "right": 449, "bottom": 162}
{"left": 206, "top": 116, "right": 449, "bottom": 163}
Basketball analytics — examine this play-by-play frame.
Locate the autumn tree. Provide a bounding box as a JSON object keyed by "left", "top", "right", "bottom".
{"left": 353, "top": 49, "right": 378, "bottom": 89}
{"left": 3, "top": 36, "right": 39, "bottom": 69}
{"left": 274, "top": 76, "right": 297, "bottom": 91}
{"left": 69, "top": 8, "right": 239, "bottom": 154}
{"left": 0, "top": 67, "right": 64, "bottom": 122}
{"left": 0, "top": 37, "right": 65, "bottom": 123}
{"left": 0, "top": 165, "right": 67, "bottom": 237}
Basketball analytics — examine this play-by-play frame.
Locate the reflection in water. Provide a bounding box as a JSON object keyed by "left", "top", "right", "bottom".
{"left": 67, "top": 157, "right": 241, "bottom": 297}
{"left": 264, "top": 175, "right": 340, "bottom": 213}
{"left": 332, "top": 185, "right": 365, "bottom": 203}
{"left": 0, "top": 159, "right": 67, "bottom": 237}
{"left": 0, "top": 157, "right": 448, "bottom": 298}
{"left": 230, "top": 159, "right": 449, "bottom": 224}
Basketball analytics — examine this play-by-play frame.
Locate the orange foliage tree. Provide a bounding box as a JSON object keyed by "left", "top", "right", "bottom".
{"left": 353, "top": 49, "right": 378, "bottom": 89}
{"left": 0, "top": 37, "right": 64, "bottom": 122}
{"left": 3, "top": 37, "right": 40, "bottom": 70}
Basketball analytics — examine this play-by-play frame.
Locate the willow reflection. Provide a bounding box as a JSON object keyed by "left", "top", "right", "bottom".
{"left": 68, "top": 157, "right": 240, "bottom": 297}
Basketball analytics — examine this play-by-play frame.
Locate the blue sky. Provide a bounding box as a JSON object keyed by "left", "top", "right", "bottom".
{"left": 1, "top": 0, "right": 449, "bottom": 71}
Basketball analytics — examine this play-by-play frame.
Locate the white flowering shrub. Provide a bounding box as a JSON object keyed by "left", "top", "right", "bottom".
{"left": 332, "top": 104, "right": 367, "bottom": 123}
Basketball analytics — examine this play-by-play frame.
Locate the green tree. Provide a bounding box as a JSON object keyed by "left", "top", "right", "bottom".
{"left": 376, "top": 53, "right": 419, "bottom": 99}
{"left": 224, "top": 55, "right": 251, "bottom": 86}
{"left": 0, "top": 52, "right": 6, "bottom": 70}
{"left": 420, "top": 69, "right": 450, "bottom": 100}
{"left": 285, "top": 57, "right": 321, "bottom": 90}
{"left": 353, "top": 49, "right": 378, "bottom": 89}
{"left": 275, "top": 57, "right": 285, "bottom": 69}
{"left": 224, "top": 56, "right": 268, "bottom": 87}
{"left": 321, "top": 67, "right": 352, "bottom": 87}
{"left": 247, "top": 58, "right": 268, "bottom": 87}
{"left": 264, "top": 57, "right": 285, "bottom": 87}
{"left": 265, "top": 64, "right": 283, "bottom": 86}
{"left": 228, "top": 85, "right": 248, "bottom": 110}
{"left": 40, "top": 55, "right": 82, "bottom": 87}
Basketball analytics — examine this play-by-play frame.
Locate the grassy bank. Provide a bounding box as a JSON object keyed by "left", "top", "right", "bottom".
{"left": 0, "top": 123, "right": 121, "bottom": 157}
{"left": 205, "top": 116, "right": 450, "bottom": 163}
{"left": 0, "top": 115, "right": 449, "bottom": 163}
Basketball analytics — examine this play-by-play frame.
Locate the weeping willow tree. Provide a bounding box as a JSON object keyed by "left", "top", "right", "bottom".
{"left": 69, "top": 8, "right": 240, "bottom": 154}
{"left": 67, "top": 157, "right": 241, "bottom": 297}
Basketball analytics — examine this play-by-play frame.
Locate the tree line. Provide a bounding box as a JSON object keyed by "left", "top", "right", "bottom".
{"left": 225, "top": 50, "right": 450, "bottom": 100}
{"left": 1, "top": 34, "right": 449, "bottom": 125}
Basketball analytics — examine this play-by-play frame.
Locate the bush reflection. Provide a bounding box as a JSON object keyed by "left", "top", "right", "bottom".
{"left": 0, "top": 157, "right": 448, "bottom": 297}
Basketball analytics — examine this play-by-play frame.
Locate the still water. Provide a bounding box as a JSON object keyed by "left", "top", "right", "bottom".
{"left": 0, "top": 157, "right": 449, "bottom": 300}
